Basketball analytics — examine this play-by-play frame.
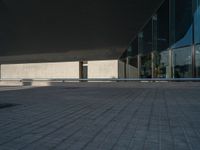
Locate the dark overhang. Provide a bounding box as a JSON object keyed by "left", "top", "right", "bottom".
{"left": 0, "top": 0, "right": 163, "bottom": 63}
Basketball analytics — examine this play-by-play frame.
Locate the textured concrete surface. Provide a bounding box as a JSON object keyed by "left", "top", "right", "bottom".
{"left": 88, "top": 60, "right": 118, "bottom": 79}
{"left": 0, "top": 82, "right": 200, "bottom": 150}
{"left": 1, "top": 62, "right": 80, "bottom": 79}
{"left": 1, "top": 60, "right": 119, "bottom": 80}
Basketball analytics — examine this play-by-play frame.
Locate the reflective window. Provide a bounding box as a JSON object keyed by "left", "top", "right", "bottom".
{"left": 138, "top": 21, "right": 152, "bottom": 55}
{"left": 126, "top": 39, "right": 139, "bottom": 78}
{"left": 119, "top": 0, "right": 199, "bottom": 79}
{"left": 196, "top": 45, "right": 200, "bottom": 77}
{"left": 140, "top": 54, "right": 152, "bottom": 78}
{"left": 139, "top": 20, "right": 153, "bottom": 78}
{"left": 143, "top": 21, "right": 152, "bottom": 54}
{"left": 170, "top": 0, "right": 193, "bottom": 48}
{"left": 119, "top": 50, "right": 127, "bottom": 63}
{"left": 173, "top": 46, "right": 192, "bottom": 78}
{"left": 154, "top": 51, "right": 170, "bottom": 78}
{"left": 157, "top": 0, "right": 169, "bottom": 52}
{"left": 129, "top": 39, "right": 138, "bottom": 56}
{"left": 194, "top": 0, "right": 200, "bottom": 44}
{"left": 153, "top": 0, "right": 170, "bottom": 78}
{"left": 127, "top": 57, "right": 139, "bottom": 78}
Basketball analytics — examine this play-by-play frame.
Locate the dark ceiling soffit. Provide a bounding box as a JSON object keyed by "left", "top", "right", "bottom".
{"left": 0, "top": 48, "right": 124, "bottom": 64}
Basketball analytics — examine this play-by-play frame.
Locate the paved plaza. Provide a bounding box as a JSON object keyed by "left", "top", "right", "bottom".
{"left": 0, "top": 82, "right": 200, "bottom": 150}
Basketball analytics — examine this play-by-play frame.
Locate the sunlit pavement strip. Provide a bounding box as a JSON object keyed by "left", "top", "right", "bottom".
{"left": 0, "top": 86, "right": 34, "bottom": 92}
{"left": 0, "top": 82, "right": 200, "bottom": 150}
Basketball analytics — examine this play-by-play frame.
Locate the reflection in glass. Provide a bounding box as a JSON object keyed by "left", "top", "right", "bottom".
{"left": 173, "top": 47, "right": 192, "bottom": 78}
{"left": 142, "top": 21, "right": 152, "bottom": 54}
{"left": 139, "top": 20, "right": 153, "bottom": 78}
{"left": 194, "top": 0, "right": 200, "bottom": 44}
{"left": 153, "top": 0, "right": 169, "bottom": 78}
{"left": 196, "top": 45, "right": 200, "bottom": 77}
{"left": 157, "top": 0, "right": 169, "bottom": 52}
{"left": 140, "top": 54, "right": 152, "bottom": 78}
{"left": 154, "top": 51, "right": 169, "bottom": 78}
{"left": 128, "top": 39, "right": 138, "bottom": 56}
{"left": 127, "top": 57, "right": 138, "bottom": 78}
{"left": 170, "top": 0, "right": 193, "bottom": 48}
{"left": 119, "top": 38, "right": 139, "bottom": 78}
{"left": 119, "top": 0, "right": 200, "bottom": 79}
{"left": 126, "top": 39, "right": 139, "bottom": 78}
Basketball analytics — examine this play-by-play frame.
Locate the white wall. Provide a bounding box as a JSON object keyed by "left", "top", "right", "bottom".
{"left": 1, "top": 62, "right": 80, "bottom": 79}
{"left": 88, "top": 60, "right": 118, "bottom": 78}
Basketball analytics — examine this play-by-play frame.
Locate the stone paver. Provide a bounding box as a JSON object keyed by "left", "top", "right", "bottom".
{"left": 0, "top": 82, "right": 200, "bottom": 150}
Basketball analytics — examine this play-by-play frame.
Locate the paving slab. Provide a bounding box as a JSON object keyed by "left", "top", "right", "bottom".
{"left": 0, "top": 82, "right": 200, "bottom": 150}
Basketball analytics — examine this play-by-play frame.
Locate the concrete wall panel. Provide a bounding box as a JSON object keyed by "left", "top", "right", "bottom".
{"left": 1, "top": 62, "right": 80, "bottom": 79}
{"left": 88, "top": 60, "right": 118, "bottom": 78}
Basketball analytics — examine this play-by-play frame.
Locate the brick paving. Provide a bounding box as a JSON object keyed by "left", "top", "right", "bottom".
{"left": 0, "top": 82, "right": 200, "bottom": 150}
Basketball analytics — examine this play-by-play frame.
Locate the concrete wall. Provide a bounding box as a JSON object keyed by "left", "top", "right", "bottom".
{"left": 0, "top": 62, "right": 80, "bottom": 79}
{"left": 0, "top": 59, "right": 132, "bottom": 80}
{"left": 88, "top": 60, "right": 118, "bottom": 78}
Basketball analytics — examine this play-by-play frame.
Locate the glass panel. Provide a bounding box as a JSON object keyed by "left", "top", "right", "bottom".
{"left": 154, "top": 51, "right": 170, "bottom": 78}
{"left": 194, "top": 0, "right": 200, "bottom": 44}
{"left": 127, "top": 57, "right": 138, "bottom": 78}
{"left": 82, "top": 66, "right": 88, "bottom": 79}
{"left": 143, "top": 21, "right": 152, "bottom": 54}
{"left": 157, "top": 0, "right": 169, "bottom": 52}
{"left": 170, "top": 0, "right": 193, "bottom": 48}
{"left": 172, "top": 46, "right": 192, "bottom": 78}
{"left": 140, "top": 54, "right": 152, "bottom": 78}
{"left": 119, "top": 50, "right": 127, "bottom": 63}
{"left": 128, "top": 39, "right": 138, "bottom": 56}
{"left": 139, "top": 20, "right": 153, "bottom": 78}
{"left": 126, "top": 38, "right": 139, "bottom": 78}
{"left": 153, "top": 0, "right": 169, "bottom": 78}
{"left": 196, "top": 45, "right": 200, "bottom": 77}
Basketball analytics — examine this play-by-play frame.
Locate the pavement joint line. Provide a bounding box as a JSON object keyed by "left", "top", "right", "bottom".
{"left": 70, "top": 89, "right": 145, "bottom": 150}
{"left": 16, "top": 89, "right": 135, "bottom": 150}
{"left": 0, "top": 83, "right": 200, "bottom": 150}
{"left": 0, "top": 103, "right": 91, "bottom": 146}
{"left": 49, "top": 89, "right": 142, "bottom": 148}
{"left": 0, "top": 102, "right": 86, "bottom": 136}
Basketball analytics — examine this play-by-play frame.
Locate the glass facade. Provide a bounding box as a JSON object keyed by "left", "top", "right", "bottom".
{"left": 194, "top": 0, "right": 200, "bottom": 44}
{"left": 196, "top": 45, "right": 200, "bottom": 77}
{"left": 172, "top": 46, "right": 192, "bottom": 78}
{"left": 120, "top": 0, "right": 200, "bottom": 78}
{"left": 154, "top": 0, "right": 170, "bottom": 78}
{"left": 139, "top": 21, "right": 153, "bottom": 78}
{"left": 170, "top": 0, "right": 193, "bottom": 48}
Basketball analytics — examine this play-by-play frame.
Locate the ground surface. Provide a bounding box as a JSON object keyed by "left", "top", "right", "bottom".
{"left": 0, "top": 82, "right": 200, "bottom": 150}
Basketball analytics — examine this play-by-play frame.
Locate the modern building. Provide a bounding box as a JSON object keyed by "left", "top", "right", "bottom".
{"left": 121, "top": 0, "right": 200, "bottom": 79}
{"left": 0, "top": 0, "right": 199, "bottom": 80}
